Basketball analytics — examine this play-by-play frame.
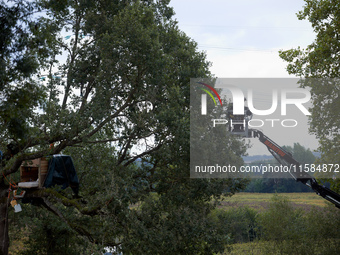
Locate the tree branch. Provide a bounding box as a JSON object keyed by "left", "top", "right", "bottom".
{"left": 83, "top": 138, "right": 120, "bottom": 144}
{"left": 1, "top": 139, "right": 68, "bottom": 179}
{"left": 123, "top": 143, "right": 163, "bottom": 167}
{"left": 117, "top": 131, "right": 135, "bottom": 165}
{"left": 41, "top": 197, "right": 96, "bottom": 243}
{"left": 62, "top": 14, "right": 82, "bottom": 109}
{"left": 83, "top": 88, "right": 137, "bottom": 140}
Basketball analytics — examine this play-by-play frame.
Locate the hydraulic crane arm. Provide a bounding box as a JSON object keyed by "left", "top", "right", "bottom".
{"left": 251, "top": 129, "right": 340, "bottom": 209}
{"left": 225, "top": 105, "right": 340, "bottom": 208}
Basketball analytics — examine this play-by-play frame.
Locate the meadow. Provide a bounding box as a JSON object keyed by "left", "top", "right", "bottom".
{"left": 216, "top": 192, "right": 340, "bottom": 255}
{"left": 218, "top": 192, "right": 328, "bottom": 211}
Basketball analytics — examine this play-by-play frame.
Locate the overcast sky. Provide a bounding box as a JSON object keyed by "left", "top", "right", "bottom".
{"left": 170, "top": 0, "right": 319, "bottom": 155}
{"left": 170, "top": 0, "right": 315, "bottom": 77}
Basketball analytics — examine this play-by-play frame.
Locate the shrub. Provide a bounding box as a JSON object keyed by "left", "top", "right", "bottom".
{"left": 258, "top": 194, "right": 340, "bottom": 255}
{"left": 210, "top": 206, "right": 258, "bottom": 244}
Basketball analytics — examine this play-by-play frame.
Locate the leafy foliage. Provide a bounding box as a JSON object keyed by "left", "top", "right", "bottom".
{"left": 279, "top": 0, "right": 340, "bottom": 192}
{"left": 0, "top": 1, "right": 249, "bottom": 254}
{"left": 210, "top": 206, "right": 258, "bottom": 244}
{"left": 258, "top": 194, "right": 340, "bottom": 255}
{"left": 209, "top": 194, "right": 340, "bottom": 254}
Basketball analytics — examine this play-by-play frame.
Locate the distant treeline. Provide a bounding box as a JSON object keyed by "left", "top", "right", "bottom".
{"left": 244, "top": 178, "right": 312, "bottom": 193}
{"left": 244, "top": 143, "right": 319, "bottom": 193}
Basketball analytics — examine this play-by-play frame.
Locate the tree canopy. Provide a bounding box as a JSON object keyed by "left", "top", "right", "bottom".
{"left": 279, "top": 0, "right": 340, "bottom": 191}
{"left": 0, "top": 1, "right": 248, "bottom": 254}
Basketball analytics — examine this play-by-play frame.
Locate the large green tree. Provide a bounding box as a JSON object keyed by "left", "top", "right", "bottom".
{"left": 0, "top": 1, "right": 248, "bottom": 254}
{"left": 279, "top": 0, "right": 340, "bottom": 191}
{"left": 0, "top": 1, "right": 53, "bottom": 254}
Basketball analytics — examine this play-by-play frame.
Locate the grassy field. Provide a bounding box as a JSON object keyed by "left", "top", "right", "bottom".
{"left": 218, "top": 192, "right": 337, "bottom": 254}
{"left": 224, "top": 242, "right": 272, "bottom": 255}
{"left": 218, "top": 192, "right": 328, "bottom": 211}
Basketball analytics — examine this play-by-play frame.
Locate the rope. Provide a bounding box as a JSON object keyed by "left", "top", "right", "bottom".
{"left": 2, "top": 172, "right": 17, "bottom": 189}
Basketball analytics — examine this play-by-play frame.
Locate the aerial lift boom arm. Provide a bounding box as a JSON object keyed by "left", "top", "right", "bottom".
{"left": 226, "top": 104, "right": 340, "bottom": 208}
{"left": 251, "top": 129, "right": 340, "bottom": 209}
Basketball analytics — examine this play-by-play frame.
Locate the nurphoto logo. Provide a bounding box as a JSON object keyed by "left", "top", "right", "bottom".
{"left": 200, "top": 82, "right": 311, "bottom": 116}
{"left": 197, "top": 79, "right": 312, "bottom": 130}
{"left": 190, "top": 78, "right": 318, "bottom": 179}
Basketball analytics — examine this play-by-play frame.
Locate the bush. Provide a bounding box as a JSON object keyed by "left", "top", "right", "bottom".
{"left": 210, "top": 206, "right": 258, "bottom": 244}
{"left": 258, "top": 194, "right": 340, "bottom": 255}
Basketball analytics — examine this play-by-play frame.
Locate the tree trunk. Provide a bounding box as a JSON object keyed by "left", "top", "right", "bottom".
{"left": 0, "top": 186, "right": 9, "bottom": 255}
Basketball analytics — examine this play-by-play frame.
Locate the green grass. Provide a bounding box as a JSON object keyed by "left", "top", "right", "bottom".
{"left": 218, "top": 192, "right": 328, "bottom": 211}
{"left": 218, "top": 192, "right": 338, "bottom": 254}
{"left": 222, "top": 241, "right": 270, "bottom": 255}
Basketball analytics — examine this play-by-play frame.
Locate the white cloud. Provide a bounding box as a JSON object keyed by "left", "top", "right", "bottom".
{"left": 170, "top": 0, "right": 315, "bottom": 79}
{"left": 170, "top": 0, "right": 320, "bottom": 155}
{"left": 206, "top": 49, "right": 290, "bottom": 77}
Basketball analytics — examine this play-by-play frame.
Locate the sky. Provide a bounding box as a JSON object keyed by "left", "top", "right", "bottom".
{"left": 170, "top": 0, "right": 315, "bottom": 77}
{"left": 169, "top": 0, "right": 319, "bottom": 155}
